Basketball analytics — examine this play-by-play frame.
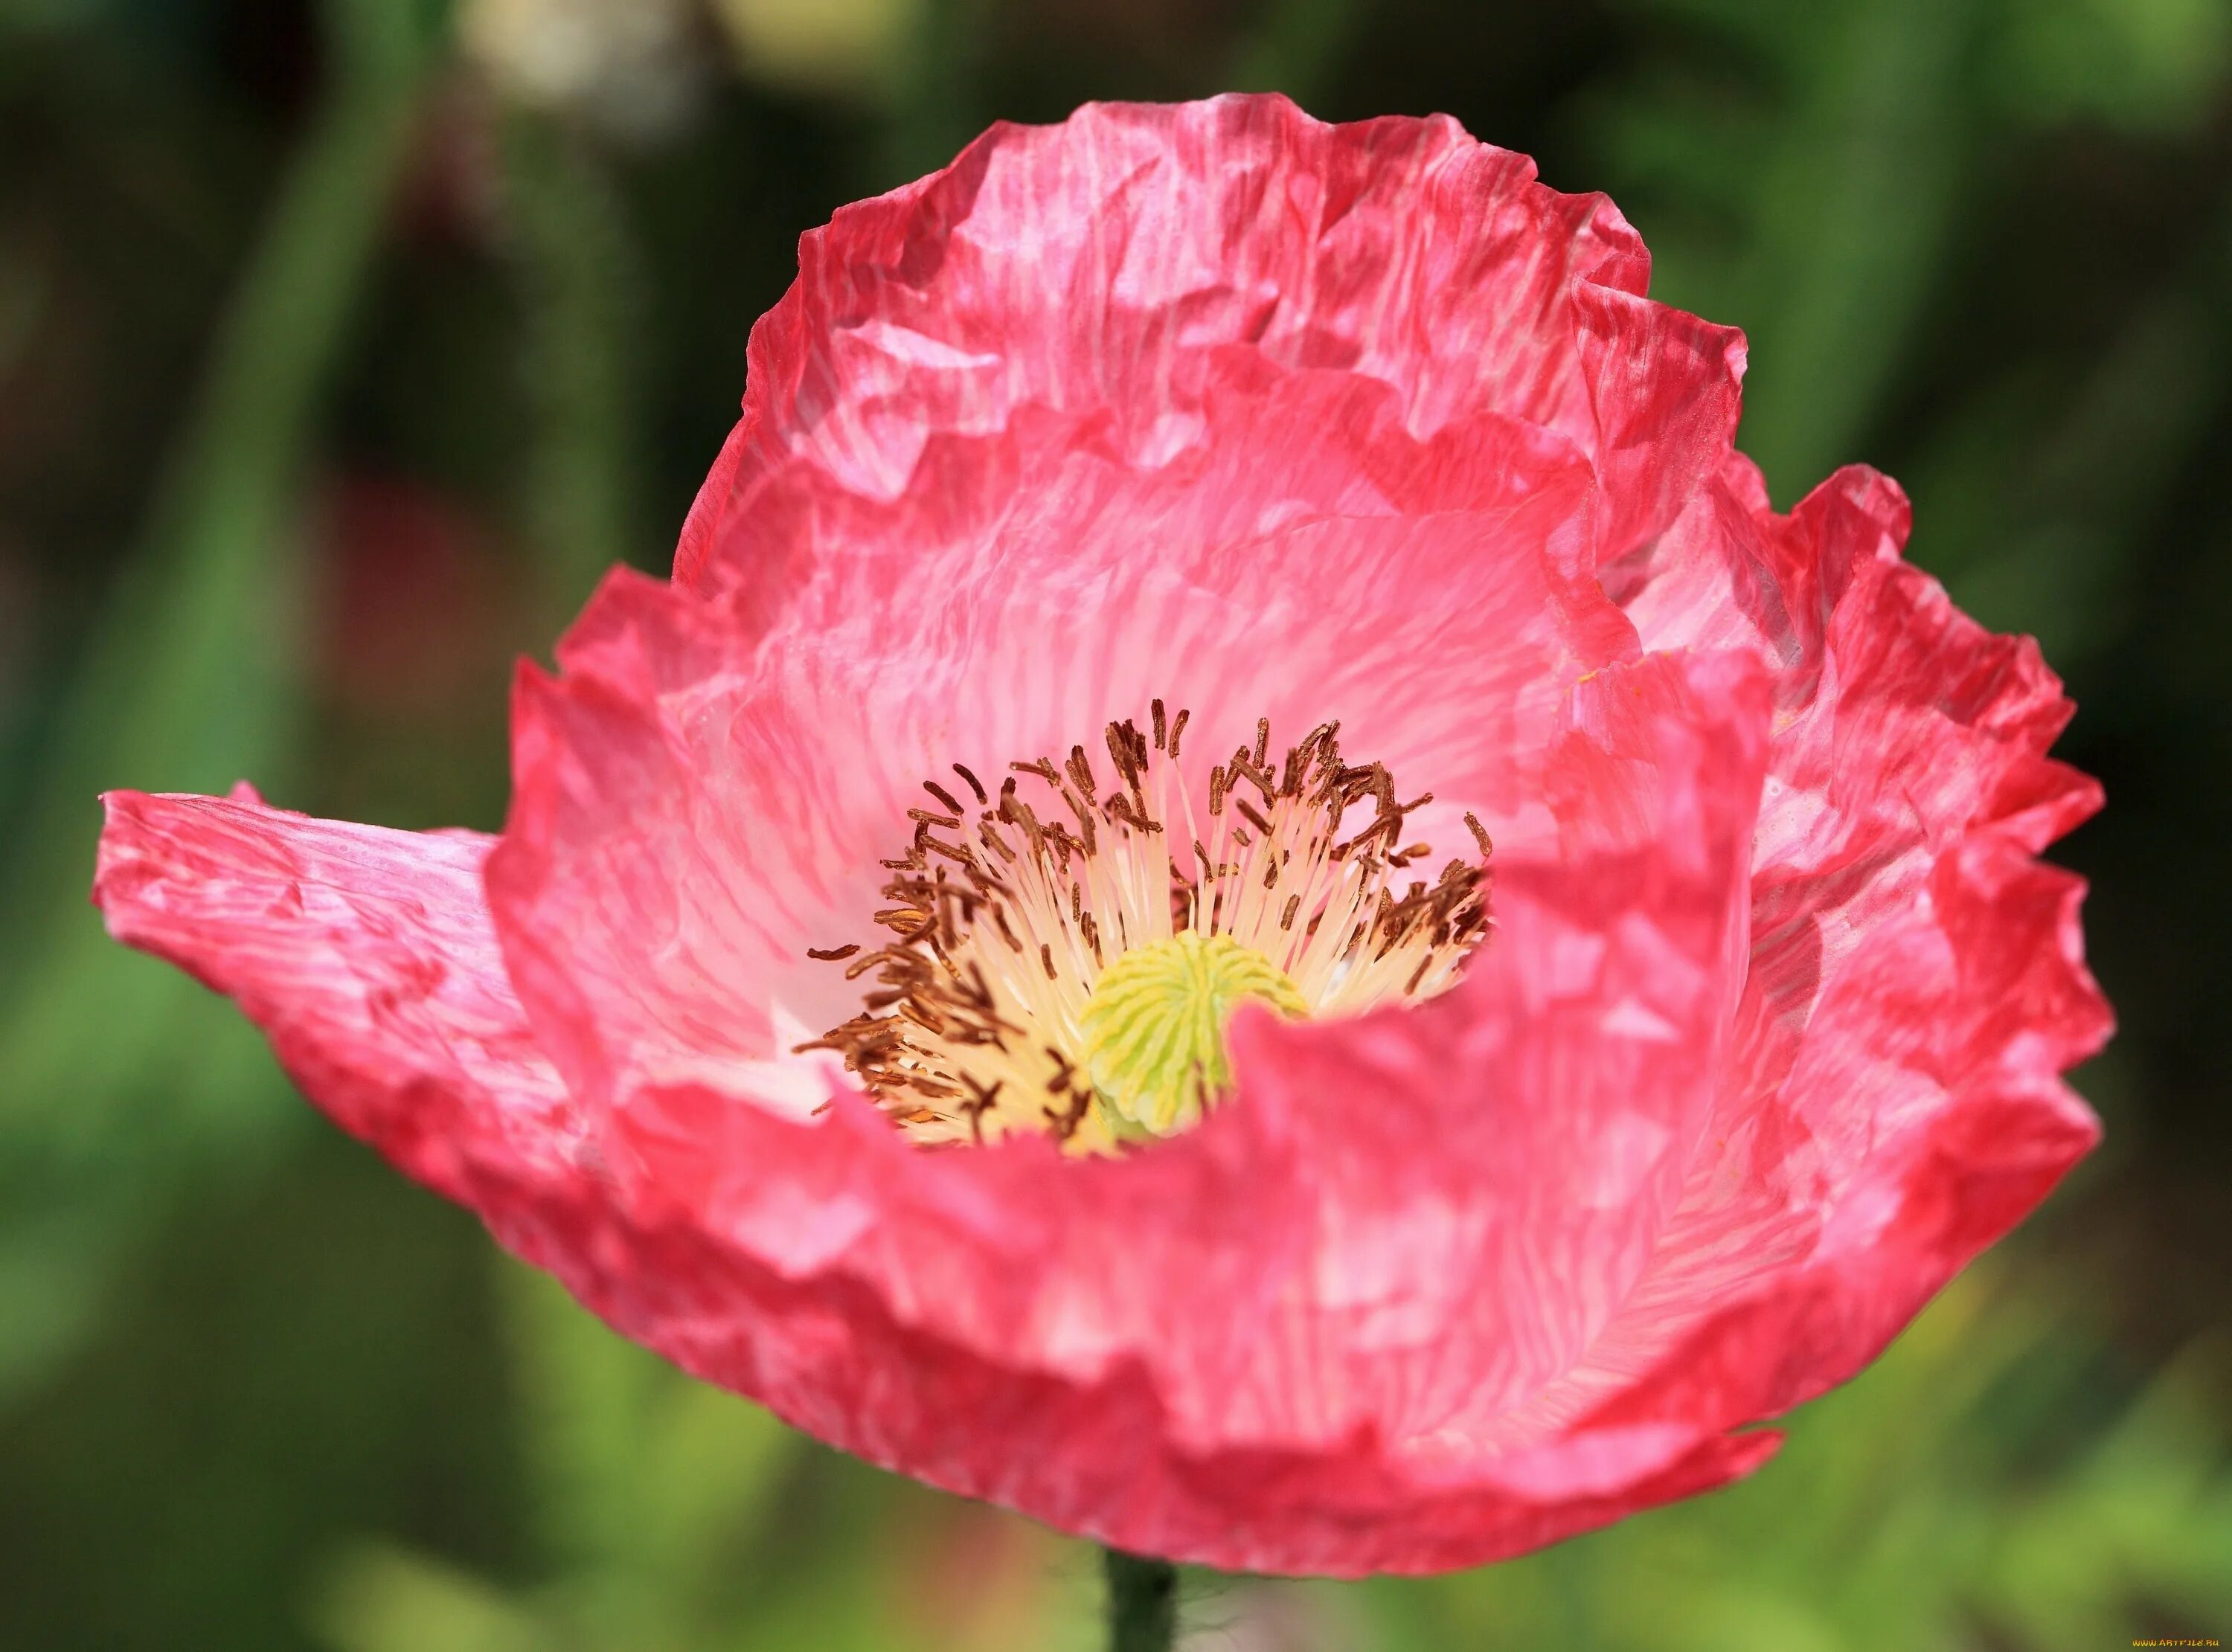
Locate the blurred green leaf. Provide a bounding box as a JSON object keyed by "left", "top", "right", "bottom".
{"left": 1986, "top": 0, "right": 2232, "bottom": 134}
{"left": 0, "top": 0, "right": 448, "bottom": 1403}
{"left": 499, "top": 1258, "right": 801, "bottom": 1639}
{"left": 879, "top": 0, "right": 989, "bottom": 187}
{"left": 1986, "top": 1343, "right": 2232, "bottom": 1651}
{"left": 311, "top": 1542, "right": 554, "bottom": 1652}
{"left": 1917, "top": 285, "right": 2223, "bottom": 666}
{"left": 713, "top": 0, "right": 920, "bottom": 100}
{"left": 1231, "top": 0, "right": 1362, "bottom": 109}
{"left": 1602, "top": 0, "right": 1978, "bottom": 501}
{"left": 1367, "top": 1273, "right": 2232, "bottom": 1652}
{"left": 499, "top": 108, "right": 651, "bottom": 615}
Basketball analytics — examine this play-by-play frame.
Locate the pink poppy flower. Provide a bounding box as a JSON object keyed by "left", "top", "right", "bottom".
{"left": 92, "top": 94, "right": 2109, "bottom": 1576}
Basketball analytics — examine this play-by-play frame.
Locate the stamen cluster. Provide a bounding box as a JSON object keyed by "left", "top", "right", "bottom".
{"left": 802, "top": 704, "right": 1492, "bottom": 1149}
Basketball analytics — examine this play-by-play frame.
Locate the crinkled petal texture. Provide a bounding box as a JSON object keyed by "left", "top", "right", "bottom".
{"left": 92, "top": 94, "right": 2108, "bottom": 1575}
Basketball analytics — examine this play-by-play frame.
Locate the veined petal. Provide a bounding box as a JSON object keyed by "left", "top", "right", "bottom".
{"left": 676, "top": 94, "right": 1739, "bottom": 631}
{"left": 489, "top": 445, "right": 1615, "bottom": 1119}
{"left": 92, "top": 791, "right": 586, "bottom": 1203}
{"left": 472, "top": 649, "right": 1776, "bottom": 1573}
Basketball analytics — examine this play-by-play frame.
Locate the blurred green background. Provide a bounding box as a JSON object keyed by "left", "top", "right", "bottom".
{"left": 3, "top": 0, "right": 2230, "bottom": 1646}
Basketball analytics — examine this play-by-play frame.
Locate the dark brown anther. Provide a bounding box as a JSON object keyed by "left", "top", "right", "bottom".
{"left": 1464, "top": 811, "right": 1494, "bottom": 858}
{"left": 1333, "top": 811, "right": 1399, "bottom": 862}
{"left": 959, "top": 1074, "right": 1003, "bottom": 1145}
{"left": 806, "top": 944, "right": 862, "bottom": 961}
{"left": 1004, "top": 791, "right": 1048, "bottom": 858}
{"left": 1066, "top": 745, "right": 1097, "bottom": 803}
{"left": 1106, "top": 793, "right": 1164, "bottom": 834}
{"left": 1231, "top": 752, "right": 1276, "bottom": 803}
{"left": 816, "top": 701, "right": 1501, "bottom": 1141}
{"left": 1044, "top": 1073, "right": 1092, "bottom": 1140}
{"left": 977, "top": 820, "right": 1019, "bottom": 864}
{"left": 920, "top": 835, "right": 974, "bottom": 867}
{"left": 898, "top": 997, "right": 947, "bottom": 1034}
{"left": 1056, "top": 784, "right": 1099, "bottom": 853}
{"left": 1105, "top": 720, "right": 1135, "bottom": 785}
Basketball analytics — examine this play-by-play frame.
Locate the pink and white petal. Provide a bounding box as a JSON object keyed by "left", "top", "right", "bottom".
{"left": 92, "top": 791, "right": 588, "bottom": 1203}
{"left": 89, "top": 730, "right": 1777, "bottom": 1578}
{"left": 1501, "top": 466, "right": 2111, "bottom": 1440}
{"left": 484, "top": 1120, "right": 1780, "bottom": 1574}
{"left": 478, "top": 651, "right": 1772, "bottom": 1574}
{"left": 1190, "top": 650, "right": 1770, "bottom": 1456}
{"left": 488, "top": 430, "right": 1619, "bottom": 1113}
{"left": 676, "top": 94, "right": 1741, "bottom": 611}
{"left": 1580, "top": 838, "right": 2103, "bottom": 1436}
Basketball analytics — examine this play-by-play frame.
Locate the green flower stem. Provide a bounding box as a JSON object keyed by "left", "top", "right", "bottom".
{"left": 1103, "top": 1549, "right": 1178, "bottom": 1652}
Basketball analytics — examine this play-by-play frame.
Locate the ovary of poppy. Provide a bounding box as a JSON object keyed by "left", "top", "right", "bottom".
{"left": 92, "top": 93, "right": 2110, "bottom": 1576}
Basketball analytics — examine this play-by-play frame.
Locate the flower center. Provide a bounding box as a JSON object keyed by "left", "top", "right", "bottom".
{"left": 801, "top": 704, "right": 1492, "bottom": 1152}
{"left": 1082, "top": 932, "right": 1308, "bottom": 1137}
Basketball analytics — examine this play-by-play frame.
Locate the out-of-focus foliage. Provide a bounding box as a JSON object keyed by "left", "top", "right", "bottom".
{"left": 0, "top": 0, "right": 445, "bottom": 1407}
{"left": 1370, "top": 1273, "right": 2232, "bottom": 1652}
{"left": 3, "top": 0, "right": 2229, "bottom": 1646}
{"left": 711, "top": 0, "right": 920, "bottom": 99}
